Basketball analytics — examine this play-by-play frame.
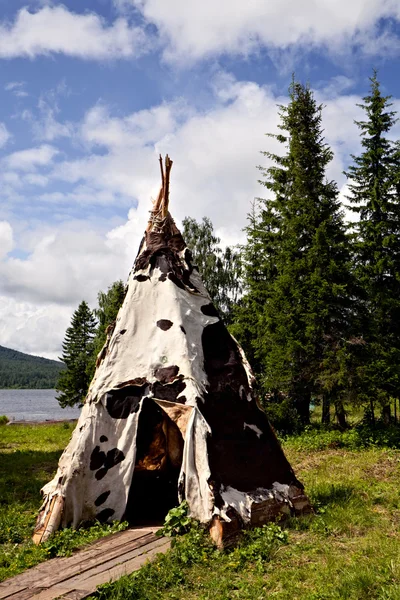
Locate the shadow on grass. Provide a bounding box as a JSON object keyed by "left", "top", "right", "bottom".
{"left": 286, "top": 483, "right": 363, "bottom": 534}
{"left": 311, "top": 483, "right": 357, "bottom": 508}
{"left": 0, "top": 450, "right": 61, "bottom": 507}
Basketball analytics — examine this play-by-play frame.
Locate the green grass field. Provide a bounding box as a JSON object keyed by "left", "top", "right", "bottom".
{"left": 90, "top": 437, "right": 400, "bottom": 600}
{"left": 0, "top": 422, "right": 127, "bottom": 582}
{"left": 1, "top": 422, "right": 399, "bottom": 598}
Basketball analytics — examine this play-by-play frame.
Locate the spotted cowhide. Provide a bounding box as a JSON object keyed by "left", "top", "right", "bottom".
{"left": 35, "top": 211, "right": 309, "bottom": 541}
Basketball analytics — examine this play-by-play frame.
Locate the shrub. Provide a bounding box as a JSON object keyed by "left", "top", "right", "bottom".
{"left": 283, "top": 422, "right": 400, "bottom": 451}
{"left": 157, "top": 501, "right": 194, "bottom": 537}
{"left": 264, "top": 397, "right": 302, "bottom": 435}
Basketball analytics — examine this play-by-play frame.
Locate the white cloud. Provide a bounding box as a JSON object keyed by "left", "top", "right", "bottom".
{"left": 0, "top": 221, "right": 13, "bottom": 259}
{"left": 25, "top": 173, "right": 49, "bottom": 187}
{"left": 33, "top": 98, "right": 73, "bottom": 142}
{"left": 339, "top": 182, "right": 359, "bottom": 224}
{"left": 46, "top": 78, "right": 283, "bottom": 227}
{"left": 81, "top": 101, "right": 187, "bottom": 149}
{"left": 2, "top": 172, "right": 22, "bottom": 187}
{"left": 0, "top": 1, "right": 398, "bottom": 68}
{"left": 47, "top": 73, "right": 375, "bottom": 226}
{"left": 124, "top": 0, "right": 400, "bottom": 63}
{"left": 5, "top": 81, "right": 23, "bottom": 91}
{"left": 0, "top": 223, "right": 133, "bottom": 306}
{"left": 50, "top": 78, "right": 276, "bottom": 228}
{"left": 4, "top": 144, "right": 58, "bottom": 172}
{"left": 0, "top": 296, "right": 72, "bottom": 360}
{"left": 318, "top": 76, "right": 355, "bottom": 98}
{"left": 12, "top": 81, "right": 74, "bottom": 141}
{"left": 0, "top": 6, "right": 149, "bottom": 61}
{"left": 2, "top": 73, "right": 399, "bottom": 358}
{"left": 31, "top": 81, "right": 74, "bottom": 141}
{"left": 39, "top": 75, "right": 370, "bottom": 254}
{"left": 0, "top": 213, "right": 143, "bottom": 357}
{"left": 4, "top": 80, "right": 28, "bottom": 97}
{"left": 0, "top": 123, "right": 11, "bottom": 148}
{"left": 38, "top": 185, "right": 130, "bottom": 206}
{"left": 353, "top": 26, "right": 400, "bottom": 57}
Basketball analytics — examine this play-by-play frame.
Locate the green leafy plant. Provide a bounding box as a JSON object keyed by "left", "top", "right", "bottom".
{"left": 228, "top": 523, "right": 289, "bottom": 573}
{"left": 157, "top": 501, "right": 194, "bottom": 537}
{"left": 0, "top": 416, "right": 9, "bottom": 425}
{"left": 93, "top": 522, "right": 289, "bottom": 599}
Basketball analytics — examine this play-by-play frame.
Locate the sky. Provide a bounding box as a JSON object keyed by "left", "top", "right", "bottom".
{"left": 1, "top": 0, "right": 400, "bottom": 360}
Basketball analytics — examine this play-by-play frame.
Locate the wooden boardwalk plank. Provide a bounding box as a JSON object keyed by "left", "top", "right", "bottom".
{"left": 1, "top": 589, "right": 45, "bottom": 600}
{"left": 0, "top": 527, "right": 158, "bottom": 594}
{"left": 0, "top": 528, "right": 170, "bottom": 600}
{"left": 23, "top": 588, "right": 72, "bottom": 600}
{"left": 25, "top": 540, "right": 170, "bottom": 600}
{"left": 0, "top": 586, "right": 32, "bottom": 600}
{"left": 60, "top": 537, "right": 169, "bottom": 591}
{"left": 53, "top": 592, "right": 88, "bottom": 600}
{"left": 71, "top": 539, "right": 171, "bottom": 593}
{"left": 31, "top": 532, "right": 157, "bottom": 589}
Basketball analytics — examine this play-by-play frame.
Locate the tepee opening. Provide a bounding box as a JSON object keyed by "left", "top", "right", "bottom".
{"left": 124, "top": 398, "right": 184, "bottom": 526}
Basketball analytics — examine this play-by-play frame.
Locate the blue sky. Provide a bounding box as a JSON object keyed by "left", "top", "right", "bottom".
{"left": 0, "top": 0, "right": 400, "bottom": 358}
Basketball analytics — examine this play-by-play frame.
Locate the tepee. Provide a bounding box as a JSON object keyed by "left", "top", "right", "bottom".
{"left": 34, "top": 156, "right": 310, "bottom": 547}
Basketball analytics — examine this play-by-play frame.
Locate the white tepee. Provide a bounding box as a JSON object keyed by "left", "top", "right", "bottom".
{"left": 34, "top": 156, "right": 310, "bottom": 547}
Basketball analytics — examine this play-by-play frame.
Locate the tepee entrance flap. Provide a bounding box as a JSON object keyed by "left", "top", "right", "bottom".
{"left": 153, "top": 399, "right": 193, "bottom": 438}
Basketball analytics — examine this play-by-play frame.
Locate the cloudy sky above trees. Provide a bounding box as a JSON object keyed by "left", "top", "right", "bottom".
{"left": 1, "top": 0, "right": 400, "bottom": 359}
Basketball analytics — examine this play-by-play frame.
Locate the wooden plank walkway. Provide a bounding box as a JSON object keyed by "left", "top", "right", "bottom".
{"left": 0, "top": 527, "right": 170, "bottom": 600}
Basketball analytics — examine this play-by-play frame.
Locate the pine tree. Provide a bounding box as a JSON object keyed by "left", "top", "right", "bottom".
{"left": 56, "top": 301, "right": 97, "bottom": 408}
{"left": 345, "top": 71, "right": 400, "bottom": 420}
{"left": 239, "top": 80, "right": 352, "bottom": 428}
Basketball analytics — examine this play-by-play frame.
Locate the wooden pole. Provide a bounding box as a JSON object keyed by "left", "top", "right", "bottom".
{"left": 146, "top": 154, "right": 173, "bottom": 230}
{"left": 162, "top": 155, "right": 173, "bottom": 218}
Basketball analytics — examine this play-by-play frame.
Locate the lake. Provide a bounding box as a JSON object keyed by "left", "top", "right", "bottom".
{"left": 0, "top": 389, "right": 81, "bottom": 422}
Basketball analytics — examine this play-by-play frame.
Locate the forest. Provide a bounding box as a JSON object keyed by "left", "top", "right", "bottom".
{"left": 57, "top": 73, "right": 400, "bottom": 437}
{"left": 0, "top": 345, "right": 64, "bottom": 389}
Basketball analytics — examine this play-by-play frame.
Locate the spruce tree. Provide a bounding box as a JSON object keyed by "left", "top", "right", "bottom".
{"left": 56, "top": 301, "right": 97, "bottom": 408}
{"left": 345, "top": 72, "right": 400, "bottom": 420}
{"left": 240, "top": 80, "right": 352, "bottom": 427}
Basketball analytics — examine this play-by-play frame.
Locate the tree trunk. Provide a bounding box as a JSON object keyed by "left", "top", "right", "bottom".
{"left": 369, "top": 398, "right": 376, "bottom": 427}
{"left": 382, "top": 403, "right": 391, "bottom": 425}
{"left": 334, "top": 399, "right": 347, "bottom": 429}
{"left": 294, "top": 393, "right": 311, "bottom": 426}
{"left": 394, "top": 398, "right": 397, "bottom": 424}
{"left": 321, "top": 395, "right": 330, "bottom": 425}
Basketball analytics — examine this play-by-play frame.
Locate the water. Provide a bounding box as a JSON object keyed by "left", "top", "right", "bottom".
{"left": 0, "top": 389, "right": 81, "bottom": 422}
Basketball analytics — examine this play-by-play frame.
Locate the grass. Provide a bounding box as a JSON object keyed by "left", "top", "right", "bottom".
{"left": 0, "top": 422, "right": 127, "bottom": 582}
{"left": 90, "top": 432, "right": 400, "bottom": 600}
{"left": 1, "top": 421, "right": 400, "bottom": 599}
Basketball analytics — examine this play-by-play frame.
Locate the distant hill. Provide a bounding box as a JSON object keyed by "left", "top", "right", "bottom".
{"left": 0, "top": 345, "right": 65, "bottom": 389}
